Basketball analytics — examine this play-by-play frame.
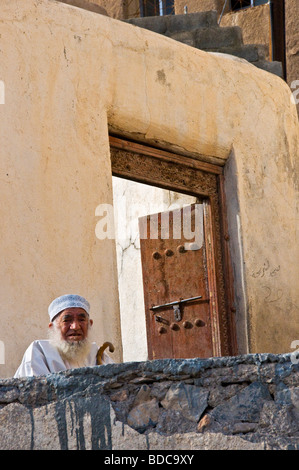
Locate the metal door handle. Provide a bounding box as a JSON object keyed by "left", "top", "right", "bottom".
{"left": 150, "top": 295, "right": 202, "bottom": 322}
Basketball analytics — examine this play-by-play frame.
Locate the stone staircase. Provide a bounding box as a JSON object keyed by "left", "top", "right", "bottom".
{"left": 125, "top": 10, "right": 282, "bottom": 78}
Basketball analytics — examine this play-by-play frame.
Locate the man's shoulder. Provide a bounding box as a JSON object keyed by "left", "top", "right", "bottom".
{"left": 26, "top": 340, "right": 56, "bottom": 354}
{"left": 28, "top": 340, "right": 98, "bottom": 353}
{"left": 28, "top": 339, "right": 50, "bottom": 348}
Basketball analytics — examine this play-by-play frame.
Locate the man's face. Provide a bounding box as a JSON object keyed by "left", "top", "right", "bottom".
{"left": 49, "top": 307, "right": 93, "bottom": 342}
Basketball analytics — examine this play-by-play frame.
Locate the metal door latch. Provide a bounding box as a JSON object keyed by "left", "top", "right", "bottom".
{"left": 173, "top": 305, "right": 181, "bottom": 321}
{"left": 150, "top": 295, "right": 202, "bottom": 322}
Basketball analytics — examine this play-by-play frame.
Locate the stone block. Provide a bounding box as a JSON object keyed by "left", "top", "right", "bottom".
{"left": 194, "top": 26, "right": 243, "bottom": 50}
{"left": 208, "top": 44, "right": 267, "bottom": 63}
{"left": 161, "top": 382, "right": 209, "bottom": 422}
{"left": 253, "top": 60, "right": 283, "bottom": 78}
{"left": 126, "top": 15, "right": 167, "bottom": 34}
{"left": 210, "top": 381, "right": 272, "bottom": 424}
{"left": 231, "top": 422, "right": 258, "bottom": 434}
{"left": 275, "top": 386, "right": 299, "bottom": 411}
{"left": 259, "top": 401, "right": 299, "bottom": 436}
{"left": 0, "top": 403, "right": 33, "bottom": 450}
{"left": 155, "top": 408, "right": 198, "bottom": 434}
{"left": 167, "top": 31, "right": 196, "bottom": 47}
{"left": 165, "top": 11, "right": 218, "bottom": 32}
{"left": 126, "top": 11, "right": 218, "bottom": 35}
{"left": 0, "top": 386, "right": 20, "bottom": 403}
{"left": 127, "top": 398, "right": 160, "bottom": 432}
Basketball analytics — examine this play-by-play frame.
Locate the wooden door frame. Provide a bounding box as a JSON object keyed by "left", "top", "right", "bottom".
{"left": 109, "top": 135, "right": 237, "bottom": 357}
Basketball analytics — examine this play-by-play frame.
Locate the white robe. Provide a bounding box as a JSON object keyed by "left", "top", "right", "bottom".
{"left": 14, "top": 340, "right": 114, "bottom": 378}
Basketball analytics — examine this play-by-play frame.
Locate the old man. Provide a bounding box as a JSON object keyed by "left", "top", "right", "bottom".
{"left": 14, "top": 294, "right": 114, "bottom": 377}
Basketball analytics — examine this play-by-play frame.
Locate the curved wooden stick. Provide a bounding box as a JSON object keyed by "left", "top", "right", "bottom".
{"left": 96, "top": 341, "right": 115, "bottom": 365}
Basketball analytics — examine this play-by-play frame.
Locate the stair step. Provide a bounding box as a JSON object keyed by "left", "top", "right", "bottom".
{"left": 166, "top": 30, "right": 196, "bottom": 46}
{"left": 126, "top": 10, "right": 218, "bottom": 35}
{"left": 207, "top": 44, "right": 268, "bottom": 62}
{"left": 166, "top": 10, "right": 218, "bottom": 33}
{"left": 124, "top": 12, "right": 282, "bottom": 78}
{"left": 253, "top": 60, "right": 283, "bottom": 78}
{"left": 194, "top": 26, "right": 243, "bottom": 49}
{"left": 168, "top": 26, "right": 243, "bottom": 50}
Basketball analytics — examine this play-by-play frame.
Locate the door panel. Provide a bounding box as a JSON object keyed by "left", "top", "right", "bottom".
{"left": 110, "top": 135, "right": 237, "bottom": 358}
{"left": 139, "top": 202, "right": 215, "bottom": 359}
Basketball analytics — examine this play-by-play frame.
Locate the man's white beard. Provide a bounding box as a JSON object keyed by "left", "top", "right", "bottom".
{"left": 48, "top": 323, "right": 92, "bottom": 367}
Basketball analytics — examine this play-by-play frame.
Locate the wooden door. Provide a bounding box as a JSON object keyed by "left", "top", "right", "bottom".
{"left": 139, "top": 200, "right": 219, "bottom": 360}
{"left": 110, "top": 135, "right": 237, "bottom": 358}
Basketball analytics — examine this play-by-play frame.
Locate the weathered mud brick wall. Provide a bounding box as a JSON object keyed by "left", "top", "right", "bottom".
{"left": 1, "top": 354, "right": 299, "bottom": 450}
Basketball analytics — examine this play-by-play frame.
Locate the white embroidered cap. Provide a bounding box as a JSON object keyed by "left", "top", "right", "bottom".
{"left": 48, "top": 294, "right": 90, "bottom": 322}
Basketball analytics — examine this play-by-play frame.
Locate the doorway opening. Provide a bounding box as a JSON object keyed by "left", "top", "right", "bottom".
{"left": 110, "top": 136, "right": 236, "bottom": 361}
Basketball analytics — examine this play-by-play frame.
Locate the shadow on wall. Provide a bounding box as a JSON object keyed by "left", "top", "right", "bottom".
{"left": 224, "top": 149, "right": 249, "bottom": 355}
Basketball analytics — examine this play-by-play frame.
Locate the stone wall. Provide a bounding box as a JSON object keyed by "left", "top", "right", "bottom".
{"left": 1, "top": 354, "right": 299, "bottom": 450}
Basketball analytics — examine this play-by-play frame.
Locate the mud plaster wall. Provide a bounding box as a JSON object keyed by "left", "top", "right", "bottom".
{"left": 1, "top": 354, "right": 299, "bottom": 450}
{"left": 0, "top": 0, "right": 298, "bottom": 378}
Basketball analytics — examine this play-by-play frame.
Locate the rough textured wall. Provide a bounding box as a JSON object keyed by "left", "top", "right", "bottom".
{"left": 1, "top": 355, "right": 299, "bottom": 450}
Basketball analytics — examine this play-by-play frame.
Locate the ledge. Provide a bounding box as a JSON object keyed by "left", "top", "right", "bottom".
{"left": 1, "top": 354, "right": 299, "bottom": 450}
